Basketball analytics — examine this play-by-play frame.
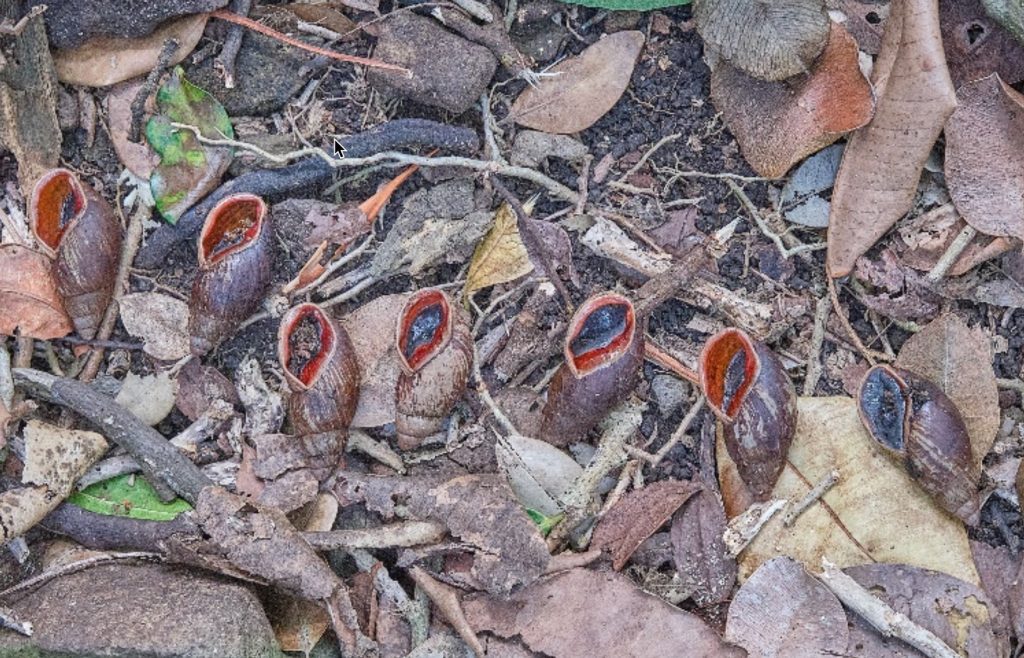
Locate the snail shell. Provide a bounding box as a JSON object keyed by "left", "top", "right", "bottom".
{"left": 30, "top": 169, "right": 122, "bottom": 339}
{"left": 189, "top": 194, "right": 272, "bottom": 356}
{"left": 700, "top": 328, "right": 797, "bottom": 501}
{"left": 395, "top": 289, "right": 472, "bottom": 450}
{"left": 538, "top": 292, "right": 644, "bottom": 447}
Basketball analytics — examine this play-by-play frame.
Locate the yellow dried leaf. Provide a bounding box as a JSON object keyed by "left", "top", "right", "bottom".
{"left": 464, "top": 202, "right": 534, "bottom": 296}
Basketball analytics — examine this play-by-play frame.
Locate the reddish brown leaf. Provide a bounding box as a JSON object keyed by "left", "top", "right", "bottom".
{"left": 0, "top": 244, "right": 72, "bottom": 340}
{"left": 827, "top": 0, "right": 957, "bottom": 277}
{"left": 174, "top": 359, "right": 239, "bottom": 422}
{"left": 711, "top": 22, "right": 874, "bottom": 178}
{"left": 940, "top": 0, "right": 1024, "bottom": 88}
{"left": 670, "top": 486, "right": 737, "bottom": 607}
{"left": 591, "top": 479, "right": 701, "bottom": 571}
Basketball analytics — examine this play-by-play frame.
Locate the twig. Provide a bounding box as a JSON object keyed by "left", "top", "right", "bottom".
{"left": 609, "top": 132, "right": 681, "bottom": 190}
{"left": 304, "top": 521, "right": 445, "bottom": 550}
{"left": 816, "top": 558, "right": 960, "bottom": 658}
{"left": 802, "top": 295, "right": 831, "bottom": 396}
{"left": 77, "top": 454, "right": 142, "bottom": 490}
{"left": 575, "top": 154, "right": 592, "bottom": 216}
{"left": 783, "top": 469, "right": 839, "bottom": 527}
{"left": 544, "top": 549, "right": 603, "bottom": 574}
{"left": 827, "top": 276, "right": 877, "bottom": 367}
{"left": 214, "top": 0, "right": 252, "bottom": 88}
{"left": 0, "top": 605, "right": 31, "bottom": 636}
{"left": 55, "top": 337, "right": 144, "bottom": 351}
{"left": 350, "top": 549, "right": 430, "bottom": 644}
{"left": 625, "top": 396, "right": 704, "bottom": 467}
{"left": 723, "top": 499, "right": 786, "bottom": 558}
{"left": 642, "top": 340, "right": 700, "bottom": 385}
{"left": 408, "top": 566, "right": 485, "bottom": 658}
{"left": 659, "top": 166, "right": 770, "bottom": 183}
{"left": 129, "top": 39, "right": 180, "bottom": 142}
{"left": 725, "top": 179, "right": 825, "bottom": 259}
{"left": 0, "top": 551, "right": 163, "bottom": 600}
{"left": 347, "top": 429, "right": 406, "bottom": 474}
{"left": 480, "top": 93, "right": 505, "bottom": 165}
{"left": 926, "top": 225, "right": 977, "bottom": 283}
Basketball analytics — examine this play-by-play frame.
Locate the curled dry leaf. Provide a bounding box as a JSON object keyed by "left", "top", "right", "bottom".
{"left": 725, "top": 557, "right": 848, "bottom": 657}
{"left": 465, "top": 202, "right": 533, "bottom": 296}
{"left": 0, "top": 244, "right": 73, "bottom": 340}
{"left": 670, "top": 486, "right": 737, "bottom": 607}
{"left": 340, "top": 293, "right": 408, "bottom": 428}
{"left": 463, "top": 568, "right": 747, "bottom": 658}
{"left": 591, "top": 480, "right": 701, "bottom": 570}
{"left": 509, "top": 31, "right": 645, "bottom": 134}
{"left": 118, "top": 292, "right": 190, "bottom": 361}
{"left": 894, "top": 313, "right": 999, "bottom": 470}
{"left": 940, "top": 0, "right": 1024, "bottom": 87}
{"left": 827, "top": 0, "right": 957, "bottom": 277}
{"left": 718, "top": 397, "right": 979, "bottom": 585}
{"left": 710, "top": 22, "right": 874, "bottom": 178}
{"left": 694, "top": 0, "right": 830, "bottom": 81}
{"left": 174, "top": 359, "right": 239, "bottom": 422}
{"left": 945, "top": 74, "right": 1024, "bottom": 242}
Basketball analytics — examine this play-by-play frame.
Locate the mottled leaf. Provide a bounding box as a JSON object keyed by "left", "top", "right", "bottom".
{"left": 982, "top": 0, "right": 1024, "bottom": 45}
{"left": 69, "top": 473, "right": 191, "bottom": 521}
{"left": 465, "top": 202, "right": 534, "bottom": 296}
{"left": 941, "top": 0, "right": 1024, "bottom": 88}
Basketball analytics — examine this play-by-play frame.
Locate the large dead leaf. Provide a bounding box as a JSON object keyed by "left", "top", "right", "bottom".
{"left": 509, "top": 31, "right": 644, "bottom": 134}
{"left": 711, "top": 22, "right": 874, "bottom": 178}
{"left": 725, "top": 557, "right": 848, "bottom": 657}
{"left": 464, "top": 568, "right": 746, "bottom": 658}
{"left": 464, "top": 202, "right": 533, "bottom": 296}
{"left": 719, "top": 397, "right": 978, "bottom": 585}
{"left": 827, "top": 0, "right": 957, "bottom": 277}
{"left": 894, "top": 313, "right": 999, "bottom": 470}
{"left": 0, "top": 244, "right": 73, "bottom": 340}
{"left": 940, "top": 0, "right": 1024, "bottom": 87}
{"left": 670, "top": 486, "right": 737, "bottom": 606}
{"left": 591, "top": 480, "right": 701, "bottom": 570}
{"left": 339, "top": 293, "right": 408, "bottom": 428}
{"left": 118, "top": 292, "right": 190, "bottom": 361}
{"left": 945, "top": 74, "right": 1024, "bottom": 241}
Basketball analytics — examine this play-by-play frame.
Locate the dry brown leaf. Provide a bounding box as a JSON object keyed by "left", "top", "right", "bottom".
{"left": 719, "top": 397, "right": 979, "bottom": 585}
{"left": 945, "top": 74, "right": 1024, "bottom": 241}
{"left": 592, "top": 480, "right": 701, "bottom": 571}
{"left": 896, "top": 203, "right": 1017, "bottom": 275}
{"left": 53, "top": 15, "right": 208, "bottom": 87}
{"left": 710, "top": 22, "right": 874, "bottom": 178}
{"left": 894, "top": 313, "right": 1000, "bottom": 470}
{"left": 104, "top": 80, "right": 159, "bottom": 179}
{"left": 971, "top": 539, "right": 1020, "bottom": 632}
{"left": 174, "top": 360, "right": 239, "bottom": 422}
{"left": 509, "top": 31, "right": 644, "bottom": 134}
{"left": 827, "top": 0, "right": 957, "bottom": 277}
{"left": 118, "top": 292, "right": 191, "bottom": 361}
{"left": 340, "top": 293, "right": 408, "bottom": 428}
{"left": 464, "top": 202, "right": 533, "bottom": 296}
{"left": 0, "top": 244, "right": 73, "bottom": 340}
{"left": 940, "top": 0, "right": 1024, "bottom": 88}
{"left": 694, "top": 0, "right": 829, "bottom": 81}
{"left": 463, "top": 568, "right": 747, "bottom": 658}
{"left": 670, "top": 486, "right": 737, "bottom": 606}
{"left": 724, "top": 557, "right": 848, "bottom": 657}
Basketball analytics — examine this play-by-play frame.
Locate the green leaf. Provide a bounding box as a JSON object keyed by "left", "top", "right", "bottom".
{"left": 526, "top": 508, "right": 564, "bottom": 537}
{"left": 558, "top": 0, "right": 690, "bottom": 11}
{"left": 68, "top": 473, "right": 191, "bottom": 521}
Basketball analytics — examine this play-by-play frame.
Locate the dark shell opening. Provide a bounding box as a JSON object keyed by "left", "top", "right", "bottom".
{"left": 858, "top": 366, "right": 908, "bottom": 451}
{"left": 567, "top": 296, "right": 635, "bottom": 376}
{"left": 701, "top": 329, "right": 758, "bottom": 420}
{"left": 200, "top": 196, "right": 265, "bottom": 264}
{"left": 399, "top": 290, "right": 449, "bottom": 371}
{"left": 33, "top": 170, "right": 84, "bottom": 251}
{"left": 282, "top": 305, "right": 335, "bottom": 386}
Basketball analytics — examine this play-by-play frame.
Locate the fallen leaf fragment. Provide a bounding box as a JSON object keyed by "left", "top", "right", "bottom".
{"left": 710, "top": 22, "right": 873, "bottom": 178}
{"left": 719, "top": 397, "right": 979, "bottom": 585}
{"left": 496, "top": 434, "right": 582, "bottom": 517}
{"left": 0, "top": 244, "right": 72, "bottom": 340}
{"left": 463, "top": 568, "right": 746, "bottom": 658}
{"left": 940, "top": 0, "right": 1024, "bottom": 87}
{"left": 725, "top": 557, "right": 848, "bottom": 657}
{"left": 104, "top": 80, "right": 160, "bottom": 179}
{"left": 896, "top": 203, "right": 1017, "bottom": 275}
{"left": 982, "top": 0, "right": 1024, "bottom": 45}
{"left": 115, "top": 371, "right": 178, "bottom": 426}
{"left": 510, "top": 31, "right": 644, "bottom": 134}
{"left": 827, "top": 0, "right": 957, "bottom": 277}
{"left": 945, "top": 74, "right": 1024, "bottom": 242}
{"left": 118, "top": 292, "right": 191, "bottom": 361}
{"left": 894, "top": 313, "right": 999, "bottom": 470}
{"left": 670, "top": 486, "right": 737, "bottom": 606}
{"left": 464, "top": 202, "right": 534, "bottom": 296}
{"left": 339, "top": 293, "right": 408, "bottom": 428}
{"left": 694, "top": 0, "right": 830, "bottom": 81}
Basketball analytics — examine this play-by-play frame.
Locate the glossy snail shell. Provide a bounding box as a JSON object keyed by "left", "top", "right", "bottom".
{"left": 278, "top": 303, "right": 360, "bottom": 438}
{"left": 538, "top": 292, "right": 644, "bottom": 447}
{"left": 189, "top": 194, "right": 272, "bottom": 356}
{"left": 395, "top": 289, "right": 472, "bottom": 450}
{"left": 700, "top": 328, "right": 797, "bottom": 501}
{"left": 30, "top": 169, "right": 122, "bottom": 339}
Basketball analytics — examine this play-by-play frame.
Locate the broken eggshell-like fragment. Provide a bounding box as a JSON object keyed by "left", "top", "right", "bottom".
{"left": 30, "top": 168, "right": 123, "bottom": 340}
{"left": 278, "top": 302, "right": 360, "bottom": 438}
{"left": 395, "top": 288, "right": 473, "bottom": 450}
{"left": 700, "top": 328, "right": 797, "bottom": 501}
{"left": 189, "top": 193, "right": 272, "bottom": 356}
{"left": 857, "top": 364, "right": 982, "bottom": 524}
{"left": 538, "top": 292, "right": 644, "bottom": 447}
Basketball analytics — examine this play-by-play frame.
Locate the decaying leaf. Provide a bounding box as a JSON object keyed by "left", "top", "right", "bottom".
{"left": 670, "top": 486, "right": 737, "bottom": 606}
{"left": 340, "top": 293, "right": 408, "bottom": 428}
{"left": 174, "top": 360, "right": 239, "bottom": 422}
{"left": 694, "top": 0, "right": 830, "bottom": 81}
{"left": 940, "top": 0, "right": 1024, "bottom": 87}
{"left": 971, "top": 539, "right": 1020, "bottom": 631}
{"left": 896, "top": 203, "right": 1016, "bottom": 276}
{"left": 725, "top": 557, "right": 848, "bottom": 657}
{"left": 853, "top": 248, "right": 941, "bottom": 321}
{"left": 710, "top": 22, "right": 874, "bottom": 178}
{"left": 496, "top": 433, "right": 582, "bottom": 517}
{"left": 0, "top": 244, "right": 73, "bottom": 340}
{"left": 592, "top": 480, "right": 701, "bottom": 570}
{"left": 509, "top": 31, "right": 645, "bottom": 134}
{"left": 945, "top": 74, "right": 1024, "bottom": 242}
{"left": 118, "top": 292, "right": 191, "bottom": 361}
{"left": 894, "top": 313, "right": 1000, "bottom": 470}
{"left": 463, "top": 568, "right": 747, "bottom": 658}
{"left": 827, "top": 0, "right": 957, "bottom": 277}
{"left": 982, "top": 0, "right": 1024, "bottom": 45}
{"left": 465, "top": 202, "right": 534, "bottom": 296}
{"left": 104, "top": 80, "right": 160, "bottom": 179}
{"left": 719, "top": 397, "right": 979, "bottom": 585}
{"left": 115, "top": 371, "right": 178, "bottom": 426}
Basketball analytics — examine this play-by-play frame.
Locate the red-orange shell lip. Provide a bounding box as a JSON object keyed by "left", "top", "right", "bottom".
{"left": 564, "top": 292, "right": 636, "bottom": 379}
{"left": 396, "top": 288, "right": 452, "bottom": 374}
{"left": 699, "top": 327, "right": 761, "bottom": 423}
{"left": 278, "top": 303, "right": 337, "bottom": 391}
{"left": 198, "top": 193, "right": 268, "bottom": 267}
{"left": 30, "top": 168, "right": 87, "bottom": 257}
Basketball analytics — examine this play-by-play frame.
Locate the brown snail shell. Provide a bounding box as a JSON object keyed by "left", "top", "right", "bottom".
{"left": 395, "top": 288, "right": 472, "bottom": 450}
{"left": 189, "top": 193, "right": 272, "bottom": 356}
{"left": 538, "top": 292, "right": 643, "bottom": 447}
{"left": 29, "top": 168, "right": 123, "bottom": 339}
{"left": 278, "top": 303, "right": 360, "bottom": 437}
{"left": 857, "top": 364, "right": 981, "bottom": 523}
{"left": 700, "top": 328, "right": 797, "bottom": 501}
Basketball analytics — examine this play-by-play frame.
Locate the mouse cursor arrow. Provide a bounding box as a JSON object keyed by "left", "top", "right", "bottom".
{"left": 333, "top": 139, "right": 346, "bottom": 159}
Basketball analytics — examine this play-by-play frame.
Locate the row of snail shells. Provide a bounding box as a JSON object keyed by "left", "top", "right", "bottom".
{"left": 30, "top": 169, "right": 123, "bottom": 339}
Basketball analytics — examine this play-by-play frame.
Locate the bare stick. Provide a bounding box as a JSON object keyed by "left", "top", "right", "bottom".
{"left": 408, "top": 566, "right": 485, "bottom": 658}
{"left": 213, "top": 0, "right": 252, "bottom": 88}
{"left": 723, "top": 499, "right": 786, "bottom": 558}
{"left": 643, "top": 340, "right": 699, "bottom": 385}
{"left": 0, "top": 551, "right": 162, "bottom": 600}
{"left": 827, "top": 276, "right": 877, "bottom": 367}
{"left": 725, "top": 179, "right": 825, "bottom": 259}
{"left": 609, "top": 132, "right": 681, "bottom": 190}
{"left": 304, "top": 521, "right": 445, "bottom": 550}
{"left": 625, "top": 396, "right": 705, "bottom": 467}
{"left": 926, "top": 225, "right": 977, "bottom": 283}
{"left": 347, "top": 429, "right": 406, "bottom": 474}
{"left": 802, "top": 295, "right": 831, "bottom": 396}
{"left": 0, "top": 605, "right": 31, "bottom": 636}
{"left": 783, "top": 469, "right": 839, "bottom": 527}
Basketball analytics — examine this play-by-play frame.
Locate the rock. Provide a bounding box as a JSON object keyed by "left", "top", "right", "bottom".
{"left": 510, "top": 130, "right": 589, "bottom": 168}
{"left": 368, "top": 14, "right": 497, "bottom": 114}
{"left": 187, "top": 33, "right": 309, "bottom": 116}
{"left": 0, "top": 563, "right": 282, "bottom": 657}
{"left": 511, "top": 19, "right": 568, "bottom": 64}
{"left": 650, "top": 374, "right": 686, "bottom": 414}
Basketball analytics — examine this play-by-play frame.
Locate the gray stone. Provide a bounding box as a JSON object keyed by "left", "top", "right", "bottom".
{"left": 368, "top": 14, "right": 497, "bottom": 114}
{"left": 651, "top": 374, "right": 686, "bottom": 414}
{"left": 511, "top": 20, "right": 568, "bottom": 64}
{"left": 0, "top": 563, "right": 282, "bottom": 658}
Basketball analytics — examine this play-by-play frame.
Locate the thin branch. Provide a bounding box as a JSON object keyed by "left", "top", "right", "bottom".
{"left": 213, "top": 0, "right": 252, "bottom": 88}
{"left": 783, "top": 469, "right": 839, "bottom": 527}
{"left": 726, "top": 179, "right": 825, "bottom": 259}
{"left": 303, "top": 521, "right": 445, "bottom": 550}
{"left": 925, "top": 225, "right": 977, "bottom": 283}
{"left": 0, "top": 551, "right": 163, "bottom": 600}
